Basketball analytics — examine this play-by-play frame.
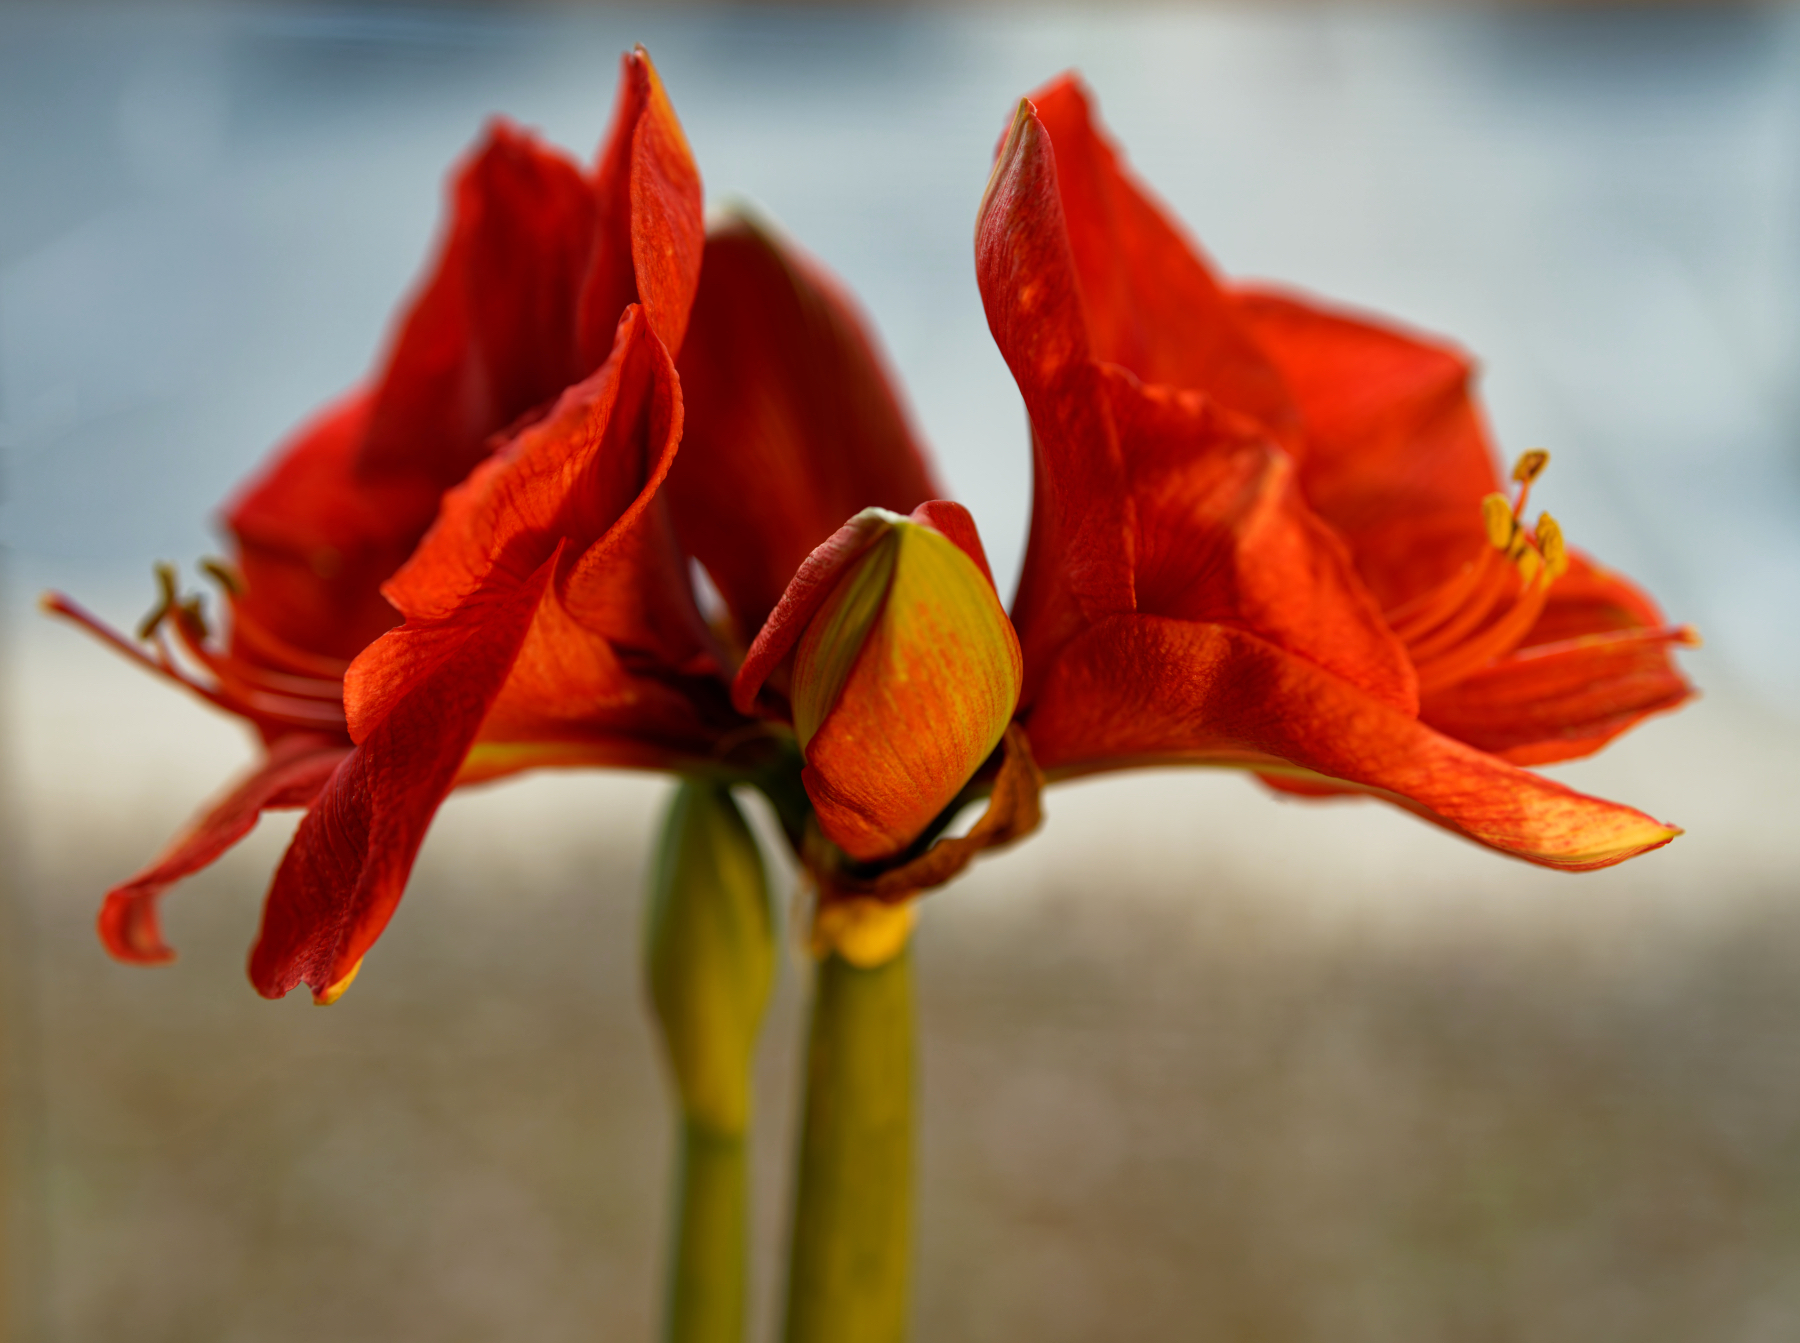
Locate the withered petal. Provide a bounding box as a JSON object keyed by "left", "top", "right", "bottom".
{"left": 815, "top": 723, "right": 1044, "bottom": 902}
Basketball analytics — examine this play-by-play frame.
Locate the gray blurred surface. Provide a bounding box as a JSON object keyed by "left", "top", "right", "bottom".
{"left": 3, "top": 5, "right": 1799, "bottom": 1342}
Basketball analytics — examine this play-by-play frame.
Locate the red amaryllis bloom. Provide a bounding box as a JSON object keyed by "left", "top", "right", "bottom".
{"left": 45, "top": 48, "right": 702, "bottom": 970}
{"left": 250, "top": 194, "right": 970, "bottom": 1001}
{"left": 976, "top": 75, "right": 1695, "bottom": 871}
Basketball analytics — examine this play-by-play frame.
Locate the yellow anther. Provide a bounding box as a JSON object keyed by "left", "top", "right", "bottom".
{"left": 1535, "top": 513, "right": 1569, "bottom": 579}
{"left": 1512, "top": 449, "right": 1550, "bottom": 485}
{"left": 200, "top": 557, "right": 244, "bottom": 596}
{"left": 136, "top": 563, "right": 181, "bottom": 640}
{"left": 1514, "top": 544, "right": 1543, "bottom": 586}
{"left": 1481, "top": 493, "right": 1516, "bottom": 549}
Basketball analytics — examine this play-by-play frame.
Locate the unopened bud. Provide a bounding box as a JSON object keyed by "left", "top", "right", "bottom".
{"left": 779, "top": 504, "right": 1022, "bottom": 863}
{"left": 646, "top": 780, "right": 775, "bottom": 1135}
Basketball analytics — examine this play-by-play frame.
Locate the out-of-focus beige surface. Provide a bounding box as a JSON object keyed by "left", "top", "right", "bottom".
{"left": 11, "top": 612, "right": 1800, "bottom": 1343}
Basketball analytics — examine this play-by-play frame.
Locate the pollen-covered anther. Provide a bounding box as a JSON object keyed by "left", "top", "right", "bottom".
{"left": 200, "top": 557, "right": 246, "bottom": 597}
{"left": 1512, "top": 448, "right": 1550, "bottom": 486}
{"left": 1534, "top": 512, "right": 1570, "bottom": 580}
{"left": 1481, "top": 493, "right": 1516, "bottom": 550}
{"left": 136, "top": 562, "right": 183, "bottom": 640}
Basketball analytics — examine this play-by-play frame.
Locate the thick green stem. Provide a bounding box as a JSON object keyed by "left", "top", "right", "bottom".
{"left": 646, "top": 780, "right": 775, "bottom": 1343}
{"left": 664, "top": 1121, "right": 749, "bottom": 1343}
{"left": 782, "top": 947, "right": 915, "bottom": 1343}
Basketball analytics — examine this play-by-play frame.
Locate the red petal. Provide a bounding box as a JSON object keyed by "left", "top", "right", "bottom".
{"left": 732, "top": 509, "right": 896, "bottom": 716}
{"left": 226, "top": 391, "right": 430, "bottom": 662}
{"left": 1110, "top": 367, "right": 1418, "bottom": 715}
{"left": 978, "top": 101, "right": 1411, "bottom": 717}
{"left": 670, "top": 218, "right": 938, "bottom": 644}
{"left": 1026, "top": 615, "right": 1679, "bottom": 870}
{"left": 359, "top": 119, "right": 599, "bottom": 492}
{"left": 1524, "top": 550, "right": 1671, "bottom": 645}
{"left": 1422, "top": 626, "right": 1695, "bottom": 766}
{"left": 374, "top": 309, "right": 681, "bottom": 650}
{"left": 977, "top": 99, "right": 1137, "bottom": 688}
{"left": 1420, "top": 552, "right": 1696, "bottom": 765}
{"left": 1025, "top": 76, "right": 1294, "bottom": 436}
{"left": 580, "top": 47, "right": 704, "bottom": 365}
{"left": 910, "top": 500, "right": 1000, "bottom": 588}
{"left": 253, "top": 307, "right": 710, "bottom": 1000}
{"left": 364, "top": 305, "right": 714, "bottom": 748}
{"left": 250, "top": 559, "right": 554, "bottom": 1001}
{"left": 1232, "top": 285, "right": 1501, "bottom": 609}
{"left": 97, "top": 735, "right": 351, "bottom": 964}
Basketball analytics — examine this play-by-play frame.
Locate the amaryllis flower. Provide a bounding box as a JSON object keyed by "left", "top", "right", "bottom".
{"left": 975, "top": 75, "right": 1695, "bottom": 871}
{"left": 249, "top": 186, "right": 977, "bottom": 1000}
{"left": 45, "top": 48, "right": 702, "bottom": 971}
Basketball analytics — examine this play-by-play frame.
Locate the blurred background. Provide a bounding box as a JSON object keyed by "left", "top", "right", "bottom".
{"left": 4, "top": 3, "right": 1800, "bottom": 1341}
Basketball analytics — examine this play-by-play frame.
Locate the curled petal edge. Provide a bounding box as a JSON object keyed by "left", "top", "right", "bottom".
{"left": 97, "top": 735, "right": 352, "bottom": 964}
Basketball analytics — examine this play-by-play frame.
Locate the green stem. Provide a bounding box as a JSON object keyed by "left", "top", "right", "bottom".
{"left": 664, "top": 1120, "right": 749, "bottom": 1343}
{"left": 646, "top": 780, "right": 775, "bottom": 1343}
{"left": 782, "top": 947, "right": 915, "bottom": 1343}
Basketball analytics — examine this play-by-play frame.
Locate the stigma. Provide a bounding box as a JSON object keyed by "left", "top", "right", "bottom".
{"left": 1385, "top": 451, "right": 1571, "bottom": 695}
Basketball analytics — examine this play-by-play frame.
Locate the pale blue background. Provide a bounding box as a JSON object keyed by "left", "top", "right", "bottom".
{"left": 4, "top": 4, "right": 1798, "bottom": 704}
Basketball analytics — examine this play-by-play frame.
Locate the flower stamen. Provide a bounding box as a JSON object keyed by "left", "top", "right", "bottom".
{"left": 1386, "top": 452, "right": 1573, "bottom": 695}
{"left": 45, "top": 564, "right": 348, "bottom": 735}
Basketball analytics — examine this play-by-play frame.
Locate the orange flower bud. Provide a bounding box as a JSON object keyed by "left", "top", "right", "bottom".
{"left": 736, "top": 502, "right": 1022, "bottom": 863}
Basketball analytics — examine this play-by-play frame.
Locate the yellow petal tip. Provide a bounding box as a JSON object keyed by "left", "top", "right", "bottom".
{"left": 313, "top": 958, "right": 363, "bottom": 1006}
